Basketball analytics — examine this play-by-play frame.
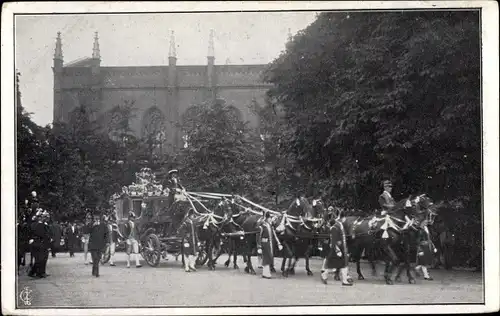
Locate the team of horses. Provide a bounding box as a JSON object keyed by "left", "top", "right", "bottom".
{"left": 175, "top": 192, "right": 443, "bottom": 285}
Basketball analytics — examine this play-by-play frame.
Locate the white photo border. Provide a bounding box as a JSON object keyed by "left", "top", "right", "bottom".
{"left": 2, "top": 1, "right": 498, "bottom": 315}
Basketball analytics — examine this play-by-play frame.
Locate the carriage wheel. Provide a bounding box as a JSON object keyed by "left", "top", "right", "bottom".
{"left": 101, "top": 245, "right": 111, "bottom": 264}
{"left": 141, "top": 233, "right": 161, "bottom": 267}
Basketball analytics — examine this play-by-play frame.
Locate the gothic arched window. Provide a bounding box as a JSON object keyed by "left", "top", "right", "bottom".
{"left": 141, "top": 107, "right": 167, "bottom": 158}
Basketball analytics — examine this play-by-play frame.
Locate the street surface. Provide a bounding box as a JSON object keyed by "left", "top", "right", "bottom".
{"left": 17, "top": 252, "right": 483, "bottom": 308}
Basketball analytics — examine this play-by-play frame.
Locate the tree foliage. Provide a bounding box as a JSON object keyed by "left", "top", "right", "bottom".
{"left": 265, "top": 11, "right": 480, "bottom": 211}
{"left": 176, "top": 99, "right": 265, "bottom": 194}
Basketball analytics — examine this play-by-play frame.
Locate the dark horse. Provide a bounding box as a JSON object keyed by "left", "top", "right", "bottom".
{"left": 218, "top": 196, "right": 266, "bottom": 275}
{"left": 339, "top": 194, "right": 437, "bottom": 284}
{"left": 274, "top": 197, "right": 328, "bottom": 277}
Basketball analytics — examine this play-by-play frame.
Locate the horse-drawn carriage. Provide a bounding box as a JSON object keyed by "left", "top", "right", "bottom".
{"left": 101, "top": 168, "right": 208, "bottom": 267}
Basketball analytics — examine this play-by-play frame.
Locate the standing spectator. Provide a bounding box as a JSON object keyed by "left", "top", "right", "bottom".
{"left": 66, "top": 220, "right": 79, "bottom": 257}
{"left": 50, "top": 219, "right": 63, "bottom": 258}
{"left": 88, "top": 213, "right": 109, "bottom": 277}
{"left": 82, "top": 212, "right": 92, "bottom": 264}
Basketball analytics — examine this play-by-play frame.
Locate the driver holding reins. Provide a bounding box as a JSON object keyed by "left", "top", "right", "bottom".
{"left": 164, "top": 169, "right": 186, "bottom": 208}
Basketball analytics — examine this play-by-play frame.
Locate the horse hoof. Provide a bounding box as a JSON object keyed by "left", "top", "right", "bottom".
{"left": 271, "top": 268, "right": 276, "bottom": 273}
{"left": 224, "top": 261, "right": 230, "bottom": 268}
{"left": 234, "top": 264, "right": 239, "bottom": 269}
{"left": 307, "top": 271, "right": 314, "bottom": 276}
{"left": 395, "top": 276, "right": 402, "bottom": 283}
{"left": 347, "top": 278, "right": 354, "bottom": 283}
{"left": 289, "top": 268, "right": 295, "bottom": 275}
{"left": 409, "top": 278, "right": 416, "bottom": 284}
{"left": 385, "top": 279, "right": 394, "bottom": 285}
{"left": 282, "top": 271, "right": 288, "bottom": 278}
{"left": 250, "top": 269, "right": 256, "bottom": 275}
{"left": 358, "top": 275, "right": 365, "bottom": 280}
{"left": 321, "top": 277, "right": 327, "bottom": 285}
{"left": 425, "top": 277, "right": 433, "bottom": 281}
{"left": 334, "top": 275, "right": 340, "bottom": 281}
{"left": 244, "top": 267, "right": 250, "bottom": 274}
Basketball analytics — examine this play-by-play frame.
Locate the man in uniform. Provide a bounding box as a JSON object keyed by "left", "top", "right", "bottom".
{"left": 179, "top": 208, "right": 200, "bottom": 272}
{"left": 257, "top": 210, "right": 283, "bottom": 279}
{"left": 105, "top": 213, "right": 120, "bottom": 266}
{"left": 378, "top": 180, "right": 396, "bottom": 215}
{"left": 124, "top": 211, "right": 142, "bottom": 268}
{"left": 320, "top": 215, "right": 353, "bottom": 286}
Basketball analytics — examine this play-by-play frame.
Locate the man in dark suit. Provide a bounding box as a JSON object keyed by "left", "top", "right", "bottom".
{"left": 88, "top": 213, "right": 109, "bottom": 277}
{"left": 66, "top": 220, "right": 79, "bottom": 257}
{"left": 50, "top": 219, "right": 63, "bottom": 258}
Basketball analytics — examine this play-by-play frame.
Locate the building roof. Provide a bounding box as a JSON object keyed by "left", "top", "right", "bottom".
{"left": 64, "top": 57, "right": 94, "bottom": 67}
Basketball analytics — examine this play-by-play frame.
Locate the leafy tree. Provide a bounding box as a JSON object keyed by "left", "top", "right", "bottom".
{"left": 176, "top": 98, "right": 265, "bottom": 194}
{"left": 265, "top": 11, "right": 480, "bottom": 211}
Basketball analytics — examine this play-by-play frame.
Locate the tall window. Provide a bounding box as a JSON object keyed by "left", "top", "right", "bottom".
{"left": 141, "top": 107, "right": 167, "bottom": 158}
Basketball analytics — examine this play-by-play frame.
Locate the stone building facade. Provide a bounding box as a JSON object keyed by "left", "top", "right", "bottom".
{"left": 52, "top": 31, "right": 272, "bottom": 152}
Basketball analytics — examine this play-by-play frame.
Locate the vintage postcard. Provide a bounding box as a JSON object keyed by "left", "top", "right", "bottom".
{"left": 1, "top": 1, "right": 498, "bottom": 315}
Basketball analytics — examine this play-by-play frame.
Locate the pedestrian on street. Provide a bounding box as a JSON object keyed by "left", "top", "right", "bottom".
{"left": 320, "top": 215, "right": 353, "bottom": 286}
{"left": 66, "top": 220, "right": 79, "bottom": 257}
{"left": 82, "top": 211, "right": 92, "bottom": 264}
{"left": 50, "top": 219, "right": 63, "bottom": 258}
{"left": 125, "top": 211, "right": 142, "bottom": 268}
{"left": 257, "top": 210, "right": 282, "bottom": 279}
{"left": 178, "top": 208, "right": 200, "bottom": 272}
{"left": 88, "top": 213, "right": 109, "bottom": 277}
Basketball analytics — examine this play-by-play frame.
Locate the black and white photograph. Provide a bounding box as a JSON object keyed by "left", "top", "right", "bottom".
{"left": 1, "top": 1, "right": 499, "bottom": 315}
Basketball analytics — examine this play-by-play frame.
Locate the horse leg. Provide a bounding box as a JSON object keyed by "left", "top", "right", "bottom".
{"left": 233, "top": 240, "right": 240, "bottom": 269}
{"left": 383, "top": 246, "right": 398, "bottom": 285}
{"left": 305, "top": 256, "right": 313, "bottom": 276}
{"left": 280, "top": 257, "right": 286, "bottom": 272}
{"left": 395, "top": 263, "right": 404, "bottom": 282}
{"left": 354, "top": 245, "right": 365, "bottom": 280}
{"left": 224, "top": 239, "right": 232, "bottom": 267}
{"left": 207, "top": 240, "right": 215, "bottom": 270}
{"left": 289, "top": 257, "right": 298, "bottom": 275}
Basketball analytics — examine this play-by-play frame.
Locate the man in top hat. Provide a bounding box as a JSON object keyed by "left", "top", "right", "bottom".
{"left": 124, "top": 211, "right": 142, "bottom": 268}
{"left": 178, "top": 208, "right": 200, "bottom": 272}
{"left": 88, "top": 213, "right": 109, "bottom": 277}
{"left": 29, "top": 209, "right": 52, "bottom": 278}
{"left": 164, "top": 169, "right": 185, "bottom": 208}
{"left": 257, "top": 210, "right": 283, "bottom": 279}
{"left": 378, "top": 180, "right": 396, "bottom": 215}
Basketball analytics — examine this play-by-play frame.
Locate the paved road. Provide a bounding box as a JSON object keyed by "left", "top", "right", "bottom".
{"left": 17, "top": 252, "right": 483, "bottom": 308}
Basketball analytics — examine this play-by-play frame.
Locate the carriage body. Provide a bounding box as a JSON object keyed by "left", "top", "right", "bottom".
{"left": 102, "top": 168, "right": 192, "bottom": 267}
